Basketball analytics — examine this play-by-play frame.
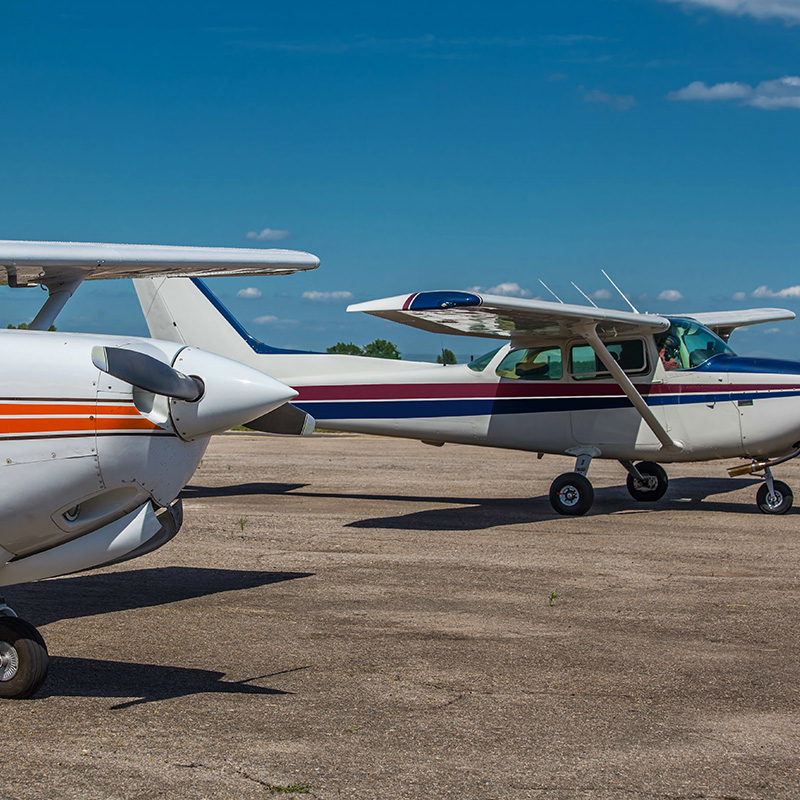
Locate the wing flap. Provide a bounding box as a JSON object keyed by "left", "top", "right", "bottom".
{"left": 348, "top": 290, "right": 670, "bottom": 340}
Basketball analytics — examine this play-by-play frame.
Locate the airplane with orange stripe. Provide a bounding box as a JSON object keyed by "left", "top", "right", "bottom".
{"left": 136, "top": 276, "right": 800, "bottom": 521}
{"left": 0, "top": 240, "right": 319, "bottom": 699}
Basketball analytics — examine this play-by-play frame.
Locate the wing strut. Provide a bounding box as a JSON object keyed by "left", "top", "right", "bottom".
{"left": 29, "top": 275, "right": 86, "bottom": 331}
{"left": 579, "top": 324, "right": 683, "bottom": 453}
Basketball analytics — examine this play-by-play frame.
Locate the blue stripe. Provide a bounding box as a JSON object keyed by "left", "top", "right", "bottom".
{"left": 295, "top": 389, "right": 800, "bottom": 420}
{"left": 694, "top": 354, "right": 800, "bottom": 376}
{"left": 190, "top": 278, "right": 317, "bottom": 355}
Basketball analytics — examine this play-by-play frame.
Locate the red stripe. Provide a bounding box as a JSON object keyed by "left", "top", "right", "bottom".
{"left": 294, "top": 381, "right": 800, "bottom": 402}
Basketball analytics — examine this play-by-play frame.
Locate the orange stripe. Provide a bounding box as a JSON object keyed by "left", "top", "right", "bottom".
{"left": 95, "top": 418, "right": 160, "bottom": 431}
{"left": 0, "top": 416, "right": 161, "bottom": 434}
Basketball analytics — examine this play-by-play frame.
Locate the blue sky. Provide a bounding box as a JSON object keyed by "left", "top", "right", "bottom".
{"left": 2, "top": 0, "right": 800, "bottom": 359}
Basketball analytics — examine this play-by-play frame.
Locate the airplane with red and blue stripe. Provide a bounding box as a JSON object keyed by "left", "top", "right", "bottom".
{"left": 135, "top": 276, "right": 800, "bottom": 517}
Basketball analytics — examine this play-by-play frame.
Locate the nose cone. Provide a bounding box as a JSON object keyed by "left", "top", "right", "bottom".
{"left": 167, "top": 348, "right": 298, "bottom": 441}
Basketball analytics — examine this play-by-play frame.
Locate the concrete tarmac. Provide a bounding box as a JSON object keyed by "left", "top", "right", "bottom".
{"left": 3, "top": 432, "right": 800, "bottom": 799}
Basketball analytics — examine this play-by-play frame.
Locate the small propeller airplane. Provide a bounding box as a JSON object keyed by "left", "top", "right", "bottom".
{"left": 135, "top": 276, "right": 800, "bottom": 520}
{"left": 0, "top": 240, "right": 319, "bottom": 699}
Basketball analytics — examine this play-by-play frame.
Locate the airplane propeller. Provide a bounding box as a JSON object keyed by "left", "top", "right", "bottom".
{"left": 91, "top": 345, "right": 205, "bottom": 402}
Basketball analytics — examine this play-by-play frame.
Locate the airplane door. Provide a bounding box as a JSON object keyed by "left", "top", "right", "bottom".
{"left": 660, "top": 369, "right": 742, "bottom": 459}
{"left": 735, "top": 381, "right": 788, "bottom": 457}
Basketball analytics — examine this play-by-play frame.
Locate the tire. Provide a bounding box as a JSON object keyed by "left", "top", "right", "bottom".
{"left": 549, "top": 472, "right": 594, "bottom": 516}
{"left": 626, "top": 462, "right": 669, "bottom": 502}
{"left": 756, "top": 480, "right": 793, "bottom": 515}
{"left": 0, "top": 616, "right": 49, "bottom": 699}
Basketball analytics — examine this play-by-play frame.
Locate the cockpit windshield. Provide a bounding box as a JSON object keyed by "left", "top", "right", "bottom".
{"left": 467, "top": 347, "right": 502, "bottom": 372}
{"left": 656, "top": 317, "right": 735, "bottom": 370}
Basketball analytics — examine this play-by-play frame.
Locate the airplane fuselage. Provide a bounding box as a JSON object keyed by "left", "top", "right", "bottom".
{"left": 256, "top": 343, "right": 800, "bottom": 464}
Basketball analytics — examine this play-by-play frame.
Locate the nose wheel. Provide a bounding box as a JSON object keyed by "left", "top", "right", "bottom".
{"left": 0, "top": 612, "right": 49, "bottom": 699}
{"left": 756, "top": 479, "right": 793, "bottom": 515}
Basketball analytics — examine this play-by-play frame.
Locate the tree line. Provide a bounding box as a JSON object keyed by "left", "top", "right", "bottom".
{"left": 327, "top": 339, "right": 457, "bottom": 364}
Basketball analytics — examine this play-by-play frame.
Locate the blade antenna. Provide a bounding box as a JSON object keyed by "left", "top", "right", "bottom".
{"left": 571, "top": 282, "right": 598, "bottom": 308}
{"left": 601, "top": 269, "right": 639, "bottom": 314}
{"left": 539, "top": 279, "right": 564, "bottom": 304}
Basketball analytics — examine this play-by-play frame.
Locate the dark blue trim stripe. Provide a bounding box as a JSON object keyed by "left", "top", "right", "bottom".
{"left": 295, "top": 388, "right": 800, "bottom": 420}
{"left": 190, "top": 278, "right": 317, "bottom": 355}
{"left": 693, "top": 354, "right": 800, "bottom": 376}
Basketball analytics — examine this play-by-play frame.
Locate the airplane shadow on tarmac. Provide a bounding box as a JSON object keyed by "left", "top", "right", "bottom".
{"left": 183, "top": 475, "right": 770, "bottom": 532}
{"left": 7, "top": 566, "right": 313, "bottom": 628}
{"left": 4, "top": 568, "right": 313, "bottom": 707}
{"left": 41, "top": 657, "right": 300, "bottom": 709}
{"left": 182, "top": 482, "right": 308, "bottom": 498}
{"left": 340, "top": 475, "right": 768, "bottom": 531}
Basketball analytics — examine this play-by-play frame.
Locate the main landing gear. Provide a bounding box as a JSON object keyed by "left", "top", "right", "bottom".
{"left": 0, "top": 601, "right": 49, "bottom": 699}
{"left": 549, "top": 455, "right": 669, "bottom": 516}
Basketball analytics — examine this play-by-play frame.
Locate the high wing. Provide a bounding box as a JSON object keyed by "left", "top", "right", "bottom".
{"left": 0, "top": 240, "right": 320, "bottom": 331}
{"left": 348, "top": 290, "right": 670, "bottom": 340}
{"left": 0, "top": 240, "right": 319, "bottom": 284}
{"left": 680, "top": 309, "right": 795, "bottom": 341}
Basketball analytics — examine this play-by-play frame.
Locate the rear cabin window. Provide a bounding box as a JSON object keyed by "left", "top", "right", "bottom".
{"left": 569, "top": 339, "right": 647, "bottom": 380}
{"left": 495, "top": 346, "right": 563, "bottom": 380}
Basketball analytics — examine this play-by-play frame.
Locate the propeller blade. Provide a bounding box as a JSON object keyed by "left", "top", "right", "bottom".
{"left": 244, "top": 403, "right": 316, "bottom": 435}
{"left": 92, "top": 346, "right": 205, "bottom": 402}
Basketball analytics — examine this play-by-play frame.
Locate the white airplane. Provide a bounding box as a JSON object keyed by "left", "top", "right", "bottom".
{"left": 135, "top": 277, "right": 800, "bottom": 519}
{"left": 0, "top": 240, "right": 319, "bottom": 699}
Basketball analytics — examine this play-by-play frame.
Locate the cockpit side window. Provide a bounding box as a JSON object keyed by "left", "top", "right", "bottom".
{"left": 657, "top": 318, "right": 735, "bottom": 370}
{"left": 496, "top": 346, "right": 563, "bottom": 380}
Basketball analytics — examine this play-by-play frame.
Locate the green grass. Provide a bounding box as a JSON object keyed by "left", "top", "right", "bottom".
{"left": 267, "top": 782, "right": 312, "bottom": 794}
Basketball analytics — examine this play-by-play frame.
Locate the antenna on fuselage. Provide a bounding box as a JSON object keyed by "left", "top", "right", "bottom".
{"left": 571, "top": 282, "right": 598, "bottom": 308}
{"left": 601, "top": 269, "right": 639, "bottom": 314}
{"left": 539, "top": 279, "right": 564, "bottom": 304}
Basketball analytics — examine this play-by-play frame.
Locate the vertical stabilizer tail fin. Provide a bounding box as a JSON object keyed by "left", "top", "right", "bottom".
{"left": 133, "top": 277, "right": 312, "bottom": 364}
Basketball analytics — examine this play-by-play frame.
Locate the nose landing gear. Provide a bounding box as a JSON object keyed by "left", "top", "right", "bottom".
{"left": 728, "top": 447, "right": 800, "bottom": 515}
{"left": 0, "top": 602, "right": 49, "bottom": 699}
{"left": 756, "top": 467, "right": 793, "bottom": 515}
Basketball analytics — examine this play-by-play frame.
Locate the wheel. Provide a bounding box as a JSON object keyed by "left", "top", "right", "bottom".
{"left": 626, "top": 461, "right": 669, "bottom": 502}
{"left": 0, "top": 616, "right": 49, "bottom": 699}
{"left": 756, "top": 480, "right": 793, "bottom": 515}
{"left": 549, "top": 472, "right": 594, "bottom": 516}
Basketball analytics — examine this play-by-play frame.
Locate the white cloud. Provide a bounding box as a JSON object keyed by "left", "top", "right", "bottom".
{"left": 764, "top": 327, "right": 783, "bottom": 333}
{"left": 591, "top": 288, "right": 612, "bottom": 300}
{"left": 468, "top": 282, "right": 533, "bottom": 297}
{"left": 301, "top": 290, "right": 354, "bottom": 301}
{"left": 752, "top": 284, "right": 800, "bottom": 297}
{"left": 237, "top": 287, "right": 262, "bottom": 299}
{"left": 658, "top": 289, "right": 685, "bottom": 301}
{"left": 582, "top": 89, "right": 636, "bottom": 111}
{"left": 659, "top": 0, "right": 800, "bottom": 24}
{"left": 732, "top": 291, "right": 747, "bottom": 300}
{"left": 252, "top": 314, "right": 299, "bottom": 326}
{"left": 669, "top": 76, "right": 800, "bottom": 109}
{"left": 246, "top": 228, "right": 290, "bottom": 241}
